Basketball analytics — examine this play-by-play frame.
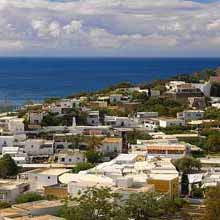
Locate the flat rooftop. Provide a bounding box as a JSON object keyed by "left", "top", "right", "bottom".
{"left": 149, "top": 173, "right": 178, "bottom": 181}
{"left": 0, "top": 180, "right": 28, "bottom": 190}
{"left": 0, "top": 207, "right": 28, "bottom": 218}
{"left": 27, "top": 168, "right": 70, "bottom": 176}
{"left": 13, "top": 200, "right": 64, "bottom": 211}
{"left": 13, "top": 215, "right": 65, "bottom": 220}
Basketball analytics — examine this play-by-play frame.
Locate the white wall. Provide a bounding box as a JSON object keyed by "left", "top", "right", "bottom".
{"left": 0, "top": 136, "right": 14, "bottom": 153}
{"left": 159, "top": 119, "right": 185, "bottom": 128}
{"left": 8, "top": 119, "right": 24, "bottom": 133}
{"left": 25, "top": 139, "right": 54, "bottom": 156}
{"left": 58, "top": 152, "right": 85, "bottom": 164}
{"left": 28, "top": 173, "right": 58, "bottom": 191}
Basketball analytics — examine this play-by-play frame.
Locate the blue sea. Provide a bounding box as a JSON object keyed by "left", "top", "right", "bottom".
{"left": 0, "top": 57, "right": 220, "bottom": 105}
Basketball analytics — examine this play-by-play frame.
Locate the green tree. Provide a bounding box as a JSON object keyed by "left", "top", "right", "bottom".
{"left": 66, "top": 134, "right": 84, "bottom": 150}
{"left": 181, "top": 173, "right": 189, "bottom": 195}
{"left": 86, "top": 136, "right": 103, "bottom": 151}
{"left": 124, "top": 192, "right": 162, "bottom": 220}
{"left": 72, "top": 162, "right": 94, "bottom": 173}
{"left": 16, "top": 192, "right": 44, "bottom": 204}
{"left": 204, "top": 186, "right": 220, "bottom": 220}
{"left": 41, "top": 112, "right": 62, "bottom": 126}
{"left": 85, "top": 150, "right": 103, "bottom": 164}
{"left": 44, "top": 97, "right": 60, "bottom": 104}
{"left": 132, "top": 91, "right": 148, "bottom": 102}
{"left": 127, "top": 129, "right": 152, "bottom": 144}
{"left": 205, "top": 107, "right": 220, "bottom": 120}
{"left": 159, "top": 197, "right": 188, "bottom": 220}
{"left": 173, "top": 157, "right": 201, "bottom": 174}
{"left": 0, "top": 154, "right": 19, "bottom": 178}
{"left": 60, "top": 187, "right": 123, "bottom": 220}
{"left": 173, "top": 157, "right": 201, "bottom": 195}
{"left": 207, "top": 133, "right": 220, "bottom": 153}
{"left": 191, "top": 185, "right": 204, "bottom": 199}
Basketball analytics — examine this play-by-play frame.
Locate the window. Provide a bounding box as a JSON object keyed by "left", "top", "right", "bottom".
{"left": 0, "top": 193, "right": 6, "bottom": 200}
{"left": 48, "top": 176, "right": 51, "bottom": 179}
{"left": 61, "top": 158, "right": 65, "bottom": 162}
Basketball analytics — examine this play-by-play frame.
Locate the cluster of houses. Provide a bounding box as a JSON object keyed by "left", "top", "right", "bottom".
{"left": 1, "top": 75, "right": 220, "bottom": 218}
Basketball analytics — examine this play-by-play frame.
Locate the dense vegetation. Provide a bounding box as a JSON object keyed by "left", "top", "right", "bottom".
{"left": 60, "top": 187, "right": 188, "bottom": 220}
{"left": 204, "top": 186, "right": 220, "bottom": 220}
{"left": 16, "top": 192, "right": 44, "bottom": 204}
{"left": 0, "top": 154, "right": 19, "bottom": 178}
{"left": 127, "top": 129, "right": 152, "bottom": 144}
{"left": 72, "top": 162, "right": 95, "bottom": 173}
{"left": 137, "top": 97, "right": 186, "bottom": 117}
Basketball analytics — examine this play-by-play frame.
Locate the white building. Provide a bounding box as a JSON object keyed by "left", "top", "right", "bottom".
{"left": 0, "top": 136, "right": 14, "bottom": 153}
{"left": 0, "top": 180, "right": 29, "bottom": 202}
{"left": 131, "top": 139, "right": 191, "bottom": 159}
{"left": 212, "top": 103, "right": 220, "bottom": 109}
{"left": 49, "top": 99, "right": 75, "bottom": 115}
{"left": 192, "top": 82, "right": 211, "bottom": 97}
{"left": 109, "top": 94, "right": 123, "bottom": 104}
{"left": 159, "top": 118, "right": 185, "bottom": 128}
{"left": 58, "top": 154, "right": 178, "bottom": 198}
{"left": 150, "top": 90, "right": 160, "bottom": 97}
{"left": 136, "top": 112, "right": 158, "bottom": 120}
{"left": 25, "top": 139, "right": 54, "bottom": 157}
{"left": 59, "top": 173, "right": 114, "bottom": 197}
{"left": 177, "top": 110, "right": 204, "bottom": 121}
{"left": 0, "top": 116, "right": 24, "bottom": 134}
{"left": 101, "top": 137, "right": 122, "bottom": 154}
{"left": 165, "top": 81, "right": 186, "bottom": 92}
{"left": 27, "top": 111, "right": 45, "bottom": 125}
{"left": 143, "top": 119, "right": 159, "bottom": 131}
{"left": 87, "top": 111, "right": 100, "bottom": 126}
{"left": 57, "top": 149, "right": 85, "bottom": 164}
{"left": 12, "top": 200, "right": 64, "bottom": 217}
{"left": 2, "top": 147, "right": 28, "bottom": 164}
{"left": 26, "top": 168, "right": 70, "bottom": 191}
{"left": 104, "top": 116, "right": 138, "bottom": 128}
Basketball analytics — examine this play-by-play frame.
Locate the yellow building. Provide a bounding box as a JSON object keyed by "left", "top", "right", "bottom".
{"left": 148, "top": 174, "right": 179, "bottom": 198}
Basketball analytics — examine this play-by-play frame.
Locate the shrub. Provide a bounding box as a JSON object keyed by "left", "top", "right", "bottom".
{"left": 16, "top": 192, "right": 44, "bottom": 204}
{"left": 0, "top": 154, "right": 19, "bottom": 178}
{"left": 0, "top": 201, "right": 11, "bottom": 209}
{"left": 72, "top": 162, "right": 94, "bottom": 173}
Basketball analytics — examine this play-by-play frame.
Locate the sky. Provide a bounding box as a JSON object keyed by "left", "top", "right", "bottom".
{"left": 1, "top": 0, "right": 220, "bottom": 57}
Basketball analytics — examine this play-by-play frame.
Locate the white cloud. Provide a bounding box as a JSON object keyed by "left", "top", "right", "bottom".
{"left": 63, "top": 20, "right": 82, "bottom": 34}
{"left": 0, "top": 0, "right": 220, "bottom": 56}
{"left": 0, "top": 40, "right": 23, "bottom": 50}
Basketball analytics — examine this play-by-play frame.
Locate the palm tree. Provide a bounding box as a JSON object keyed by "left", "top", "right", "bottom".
{"left": 86, "top": 135, "right": 103, "bottom": 151}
